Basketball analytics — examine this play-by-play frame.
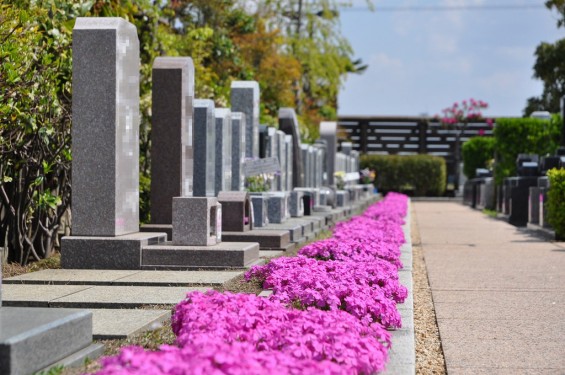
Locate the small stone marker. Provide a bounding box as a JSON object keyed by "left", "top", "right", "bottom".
{"left": 172, "top": 197, "right": 221, "bottom": 246}
{"left": 320, "top": 121, "right": 337, "bottom": 186}
{"left": 215, "top": 108, "right": 232, "bottom": 196}
{"left": 278, "top": 108, "right": 304, "bottom": 188}
{"left": 231, "top": 81, "right": 260, "bottom": 158}
{"left": 285, "top": 135, "right": 293, "bottom": 191}
{"left": 150, "top": 57, "right": 194, "bottom": 224}
{"left": 250, "top": 195, "right": 269, "bottom": 227}
{"left": 71, "top": 17, "right": 140, "bottom": 236}
{"left": 242, "top": 157, "right": 281, "bottom": 177}
{"left": 218, "top": 191, "right": 253, "bottom": 232}
{"left": 231, "top": 112, "right": 247, "bottom": 191}
{"left": 289, "top": 190, "right": 304, "bottom": 217}
{"left": 193, "top": 99, "right": 216, "bottom": 197}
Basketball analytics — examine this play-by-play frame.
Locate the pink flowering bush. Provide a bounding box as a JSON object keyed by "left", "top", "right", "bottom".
{"left": 94, "top": 341, "right": 346, "bottom": 375}
{"left": 94, "top": 192, "right": 410, "bottom": 375}
{"left": 246, "top": 256, "right": 406, "bottom": 328}
{"left": 298, "top": 237, "right": 403, "bottom": 268}
{"left": 171, "top": 291, "right": 391, "bottom": 374}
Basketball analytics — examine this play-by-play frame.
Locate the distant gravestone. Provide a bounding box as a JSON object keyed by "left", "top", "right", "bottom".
{"left": 231, "top": 81, "right": 259, "bottom": 158}
{"left": 276, "top": 130, "right": 286, "bottom": 191}
{"left": 218, "top": 191, "right": 253, "bottom": 232}
{"left": 231, "top": 112, "right": 247, "bottom": 191}
{"left": 320, "top": 122, "right": 337, "bottom": 186}
{"left": 341, "top": 141, "right": 353, "bottom": 156}
{"left": 193, "top": 99, "right": 216, "bottom": 197}
{"left": 278, "top": 108, "right": 304, "bottom": 188}
{"left": 258, "top": 125, "right": 268, "bottom": 158}
{"left": 215, "top": 108, "right": 232, "bottom": 196}
{"left": 314, "top": 139, "right": 328, "bottom": 186}
{"left": 71, "top": 17, "right": 141, "bottom": 236}
{"left": 242, "top": 157, "right": 280, "bottom": 177}
{"left": 284, "top": 135, "right": 293, "bottom": 192}
{"left": 301, "top": 145, "right": 311, "bottom": 187}
{"left": 150, "top": 57, "right": 194, "bottom": 224}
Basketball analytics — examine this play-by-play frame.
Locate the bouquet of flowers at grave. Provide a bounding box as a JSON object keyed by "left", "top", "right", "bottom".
{"left": 334, "top": 171, "right": 346, "bottom": 190}
{"left": 245, "top": 172, "right": 276, "bottom": 192}
{"left": 360, "top": 168, "right": 376, "bottom": 184}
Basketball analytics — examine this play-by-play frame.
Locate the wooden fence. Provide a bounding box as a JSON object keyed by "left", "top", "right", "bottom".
{"left": 336, "top": 116, "right": 494, "bottom": 186}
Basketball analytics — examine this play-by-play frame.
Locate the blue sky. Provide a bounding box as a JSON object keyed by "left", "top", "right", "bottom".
{"left": 337, "top": 0, "right": 564, "bottom": 117}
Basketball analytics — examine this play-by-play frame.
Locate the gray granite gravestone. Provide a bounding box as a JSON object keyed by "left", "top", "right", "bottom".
{"left": 193, "top": 99, "right": 216, "bottom": 197}
{"left": 267, "top": 192, "right": 290, "bottom": 224}
{"left": 285, "top": 135, "right": 293, "bottom": 192}
{"left": 215, "top": 108, "right": 233, "bottom": 196}
{"left": 231, "top": 112, "right": 247, "bottom": 191}
{"left": 289, "top": 190, "right": 304, "bottom": 217}
{"left": 250, "top": 195, "right": 269, "bottom": 227}
{"left": 231, "top": 81, "right": 259, "bottom": 158}
{"left": 150, "top": 57, "right": 194, "bottom": 224}
{"left": 320, "top": 121, "right": 337, "bottom": 186}
{"left": 278, "top": 108, "right": 304, "bottom": 188}
{"left": 71, "top": 17, "right": 140, "bottom": 236}
{"left": 259, "top": 125, "right": 268, "bottom": 158}
{"left": 301, "top": 145, "right": 312, "bottom": 188}
{"left": 341, "top": 141, "right": 353, "bottom": 156}
{"left": 314, "top": 139, "right": 328, "bottom": 186}
{"left": 62, "top": 17, "right": 166, "bottom": 270}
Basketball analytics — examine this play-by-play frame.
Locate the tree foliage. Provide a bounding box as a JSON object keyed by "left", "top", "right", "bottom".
{"left": 524, "top": 1, "right": 565, "bottom": 116}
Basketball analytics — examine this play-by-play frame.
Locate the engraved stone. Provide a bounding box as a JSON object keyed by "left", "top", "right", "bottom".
{"left": 231, "top": 81, "right": 259, "bottom": 158}
{"left": 215, "top": 108, "right": 232, "bottom": 196}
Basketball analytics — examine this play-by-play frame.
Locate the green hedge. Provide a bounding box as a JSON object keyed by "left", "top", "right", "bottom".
{"left": 360, "top": 154, "right": 446, "bottom": 196}
{"left": 547, "top": 168, "right": 565, "bottom": 240}
{"left": 493, "top": 116, "right": 562, "bottom": 185}
{"left": 462, "top": 136, "right": 495, "bottom": 179}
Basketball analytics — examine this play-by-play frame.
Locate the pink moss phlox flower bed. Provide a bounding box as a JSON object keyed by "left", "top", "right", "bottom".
{"left": 298, "top": 237, "right": 403, "bottom": 269}
{"left": 92, "top": 192, "right": 409, "bottom": 375}
{"left": 171, "top": 291, "right": 391, "bottom": 374}
{"left": 245, "top": 256, "right": 406, "bottom": 328}
{"left": 94, "top": 341, "right": 346, "bottom": 375}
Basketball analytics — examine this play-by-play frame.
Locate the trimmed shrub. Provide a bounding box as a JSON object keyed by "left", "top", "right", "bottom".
{"left": 462, "top": 136, "right": 495, "bottom": 179}
{"left": 547, "top": 168, "right": 565, "bottom": 241}
{"left": 360, "top": 155, "right": 446, "bottom": 196}
{"left": 493, "top": 116, "right": 561, "bottom": 185}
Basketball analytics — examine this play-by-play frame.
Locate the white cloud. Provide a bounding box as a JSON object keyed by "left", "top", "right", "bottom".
{"left": 369, "top": 52, "right": 404, "bottom": 70}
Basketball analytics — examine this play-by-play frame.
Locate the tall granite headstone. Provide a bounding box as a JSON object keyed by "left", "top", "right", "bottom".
{"left": 276, "top": 130, "right": 287, "bottom": 191}
{"left": 231, "top": 81, "right": 259, "bottom": 158}
{"left": 193, "top": 99, "right": 216, "bottom": 197}
{"left": 320, "top": 121, "right": 337, "bottom": 187}
{"left": 215, "top": 108, "right": 233, "bottom": 196}
{"left": 71, "top": 17, "right": 140, "bottom": 236}
{"left": 63, "top": 17, "right": 166, "bottom": 270}
{"left": 150, "top": 57, "right": 194, "bottom": 224}
{"left": 231, "top": 112, "right": 247, "bottom": 191}
{"left": 278, "top": 108, "right": 304, "bottom": 188}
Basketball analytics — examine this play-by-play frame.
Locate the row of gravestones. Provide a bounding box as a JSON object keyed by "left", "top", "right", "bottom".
{"left": 60, "top": 17, "right": 369, "bottom": 270}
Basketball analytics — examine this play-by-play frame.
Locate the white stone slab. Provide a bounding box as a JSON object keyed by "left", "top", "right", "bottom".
{"left": 4, "top": 269, "right": 139, "bottom": 285}
{"left": 89, "top": 308, "right": 171, "bottom": 339}
{"left": 2, "top": 284, "right": 92, "bottom": 306}
{"left": 116, "top": 270, "right": 242, "bottom": 286}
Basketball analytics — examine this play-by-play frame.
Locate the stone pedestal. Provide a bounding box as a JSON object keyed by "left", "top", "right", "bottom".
{"left": 218, "top": 191, "right": 252, "bottom": 232}
{"left": 173, "top": 197, "right": 221, "bottom": 246}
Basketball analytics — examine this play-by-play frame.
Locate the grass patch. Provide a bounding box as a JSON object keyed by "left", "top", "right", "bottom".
{"left": 2, "top": 252, "right": 61, "bottom": 279}
{"left": 482, "top": 209, "right": 497, "bottom": 218}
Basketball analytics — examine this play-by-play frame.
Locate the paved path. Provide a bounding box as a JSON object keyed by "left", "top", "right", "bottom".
{"left": 413, "top": 202, "right": 565, "bottom": 374}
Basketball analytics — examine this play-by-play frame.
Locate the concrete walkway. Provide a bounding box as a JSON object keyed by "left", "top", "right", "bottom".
{"left": 414, "top": 202, "right": 565, "bottom": 374}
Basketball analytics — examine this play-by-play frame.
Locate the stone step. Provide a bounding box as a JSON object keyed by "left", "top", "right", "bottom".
{"left": 4, "top": 269, "right": 243, "bottom": 287}
{"left": 254, "top": 222, "right": 302, "bottom": 242}
{"left": 221, "top": 230, "right": 290, "bottom": 249}
{"left": 90, "top": 308, "right": 171, "bottom": 339}
{"left": 0, "top": 307, "right": 98, "bottom": 375}
{"left": 142, "top": 242, "right": 260, "bottom": 269}
{"left": 2, "top": 284, "right": 208, "bottom": 308}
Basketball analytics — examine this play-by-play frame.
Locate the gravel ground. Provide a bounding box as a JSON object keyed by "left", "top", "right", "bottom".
{"left": 411, "top": 207, "right": 447, "bottom": 375}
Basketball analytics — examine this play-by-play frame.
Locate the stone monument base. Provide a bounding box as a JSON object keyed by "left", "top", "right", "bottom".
{"left": 221, "top": 230, "right": 294, "bottom": 251}
{"left": 140, "top": 224, "right": 173, "bottom": 240}
{"left": 0, "top": 307, "right": 103, "bottom": 375}
{"left": 61, "top": 232, "right": 167, "bottom": 270}
{"left": 141, "top": 242, "right": 260, "bottom": 269}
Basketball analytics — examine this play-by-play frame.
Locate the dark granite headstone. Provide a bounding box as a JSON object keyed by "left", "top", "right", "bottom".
{"left": 278, "top": 108, "right": 304, "bottom": 188}
{"left": 193, "top": 99, "right": 216, "bottom": 197}
{"left": 150, "top": 57, "right": 194, "bottom": 224}
{"left": 231, "top": 81, "right": 259, "bottom": 158}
